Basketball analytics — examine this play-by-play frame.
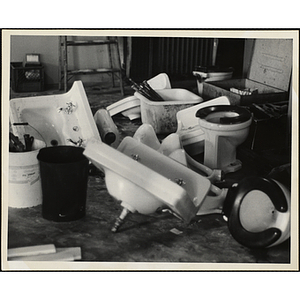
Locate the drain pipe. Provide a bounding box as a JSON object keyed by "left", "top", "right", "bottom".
{"left": 111, "top": 207, "right": 130, "bottom": 233}
{"left": 185, "top": 152, "right": 223, "bottom": 184}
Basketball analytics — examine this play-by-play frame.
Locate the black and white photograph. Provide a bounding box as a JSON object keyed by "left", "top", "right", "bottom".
{"left": 1, "top": 29, "right": 298, "bottom": 274}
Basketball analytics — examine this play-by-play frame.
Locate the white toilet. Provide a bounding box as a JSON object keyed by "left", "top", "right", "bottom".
{"left": 176, "top": 96, "right": 231, "bottom": 156}
{"left": 196, "top": 105, "right": 252, "bottom": 173}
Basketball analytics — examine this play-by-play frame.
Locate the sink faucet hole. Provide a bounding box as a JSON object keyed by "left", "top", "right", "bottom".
{"left": 51, "top": 139, "right": 59, "bottom": 146}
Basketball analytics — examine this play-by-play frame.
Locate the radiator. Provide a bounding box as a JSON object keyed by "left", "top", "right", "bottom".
{"left": 154, "top": 37, "right": 215, "bottom": 76}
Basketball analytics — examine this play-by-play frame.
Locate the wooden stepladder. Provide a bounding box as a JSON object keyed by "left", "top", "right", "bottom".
{"left": 59, "top": 36, "right": 124, "bottom": 95}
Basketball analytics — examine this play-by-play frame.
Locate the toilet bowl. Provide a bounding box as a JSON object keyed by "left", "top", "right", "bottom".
{"left": 222, "top": 177, "right": 290, "bottom": 248}
{"left": 176, "top": 96, "right": 231, "bottom": 156}
{"left": 196, "top": 105, "right": 252, "bottom": 172}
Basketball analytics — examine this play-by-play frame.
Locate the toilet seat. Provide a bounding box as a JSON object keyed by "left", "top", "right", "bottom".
{"left": 223, "top": 177, "right": 290, "bottom": 248}
{"left": 196, "top": 105, "right": 252, "bottom": 125}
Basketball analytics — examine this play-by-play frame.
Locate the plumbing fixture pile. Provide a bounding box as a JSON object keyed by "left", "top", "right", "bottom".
{"left": 89, "top": 73, "right": 291, "bottom": 249}
{"left": 9, "top": 76, "right": 291, "bottom": 250}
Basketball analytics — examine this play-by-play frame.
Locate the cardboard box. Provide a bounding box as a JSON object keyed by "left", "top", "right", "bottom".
{"left": 203, "top": 39, "right": 292, "bottom": 105}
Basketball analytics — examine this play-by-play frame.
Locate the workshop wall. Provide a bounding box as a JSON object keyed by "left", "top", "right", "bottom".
{"left": 10, "top": 35, "right": 250, "bottom": 90}
{"left": 10, "top": 35, "right": 118, "bottom": 89}
{"left": 10, "top": 35, "right": 60, "bottom": 87}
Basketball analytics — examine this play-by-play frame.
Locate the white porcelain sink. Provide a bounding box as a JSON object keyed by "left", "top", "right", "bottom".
{"left": 84, "top": 137, "right": 211, "bottom": 223}
{"left": 9, "top": 81, "right": 100, "bottom": 147}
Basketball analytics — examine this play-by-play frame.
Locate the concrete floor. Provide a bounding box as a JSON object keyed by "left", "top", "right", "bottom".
{"left": 7, "top": 80, "right": 291, "bottom": 269}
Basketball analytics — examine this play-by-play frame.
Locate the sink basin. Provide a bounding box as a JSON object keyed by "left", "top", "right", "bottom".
{"left": 9, "top": 81, "right": 100, "bottom": 147}
{"left": 84, "top": 137, "right": 211, "bottom": 223}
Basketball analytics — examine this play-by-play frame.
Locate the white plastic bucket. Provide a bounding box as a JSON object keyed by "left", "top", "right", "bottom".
{"left": 9, "top": 139, "right": 46, "bottom": 208}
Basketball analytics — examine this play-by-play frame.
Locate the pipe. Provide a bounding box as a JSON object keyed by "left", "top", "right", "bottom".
{"left": 94, "top": 109, "right": 120, "bottom": 147}
{"left": 186, "top": 152, "right": 223, "bottom": 183}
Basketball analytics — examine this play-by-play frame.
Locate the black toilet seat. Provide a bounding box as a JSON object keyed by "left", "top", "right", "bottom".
{"left": 223, "top": 176, "right": 288, "bottom": 248}
{"left": 196, "top": 105, "right": 252, "bottom": 124}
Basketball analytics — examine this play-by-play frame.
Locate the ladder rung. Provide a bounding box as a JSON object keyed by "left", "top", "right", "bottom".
{"left": 65, "top": 40, "right": 117, "bottom": 46}
{"left": 60, "top": 36, "right": 124, "bottom": 95}
{"left": 67, "top": 68, "right": 122, "bottom": 75}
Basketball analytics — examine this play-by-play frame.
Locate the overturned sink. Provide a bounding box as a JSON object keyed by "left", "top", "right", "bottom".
{"left": 9, "top": 81, "right": 100, "bottom": 147}
{"left": 84, "top": 137, "right": 212, "bottom": 232}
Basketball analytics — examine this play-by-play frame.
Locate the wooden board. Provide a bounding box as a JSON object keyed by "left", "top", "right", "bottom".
{"left": 248, "top": 39, "right": 292, "bottom": 92}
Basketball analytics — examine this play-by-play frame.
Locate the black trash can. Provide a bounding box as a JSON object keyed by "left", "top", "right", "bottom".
{"left": 37, "top": 146, "right": 89, "bottom": 222}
